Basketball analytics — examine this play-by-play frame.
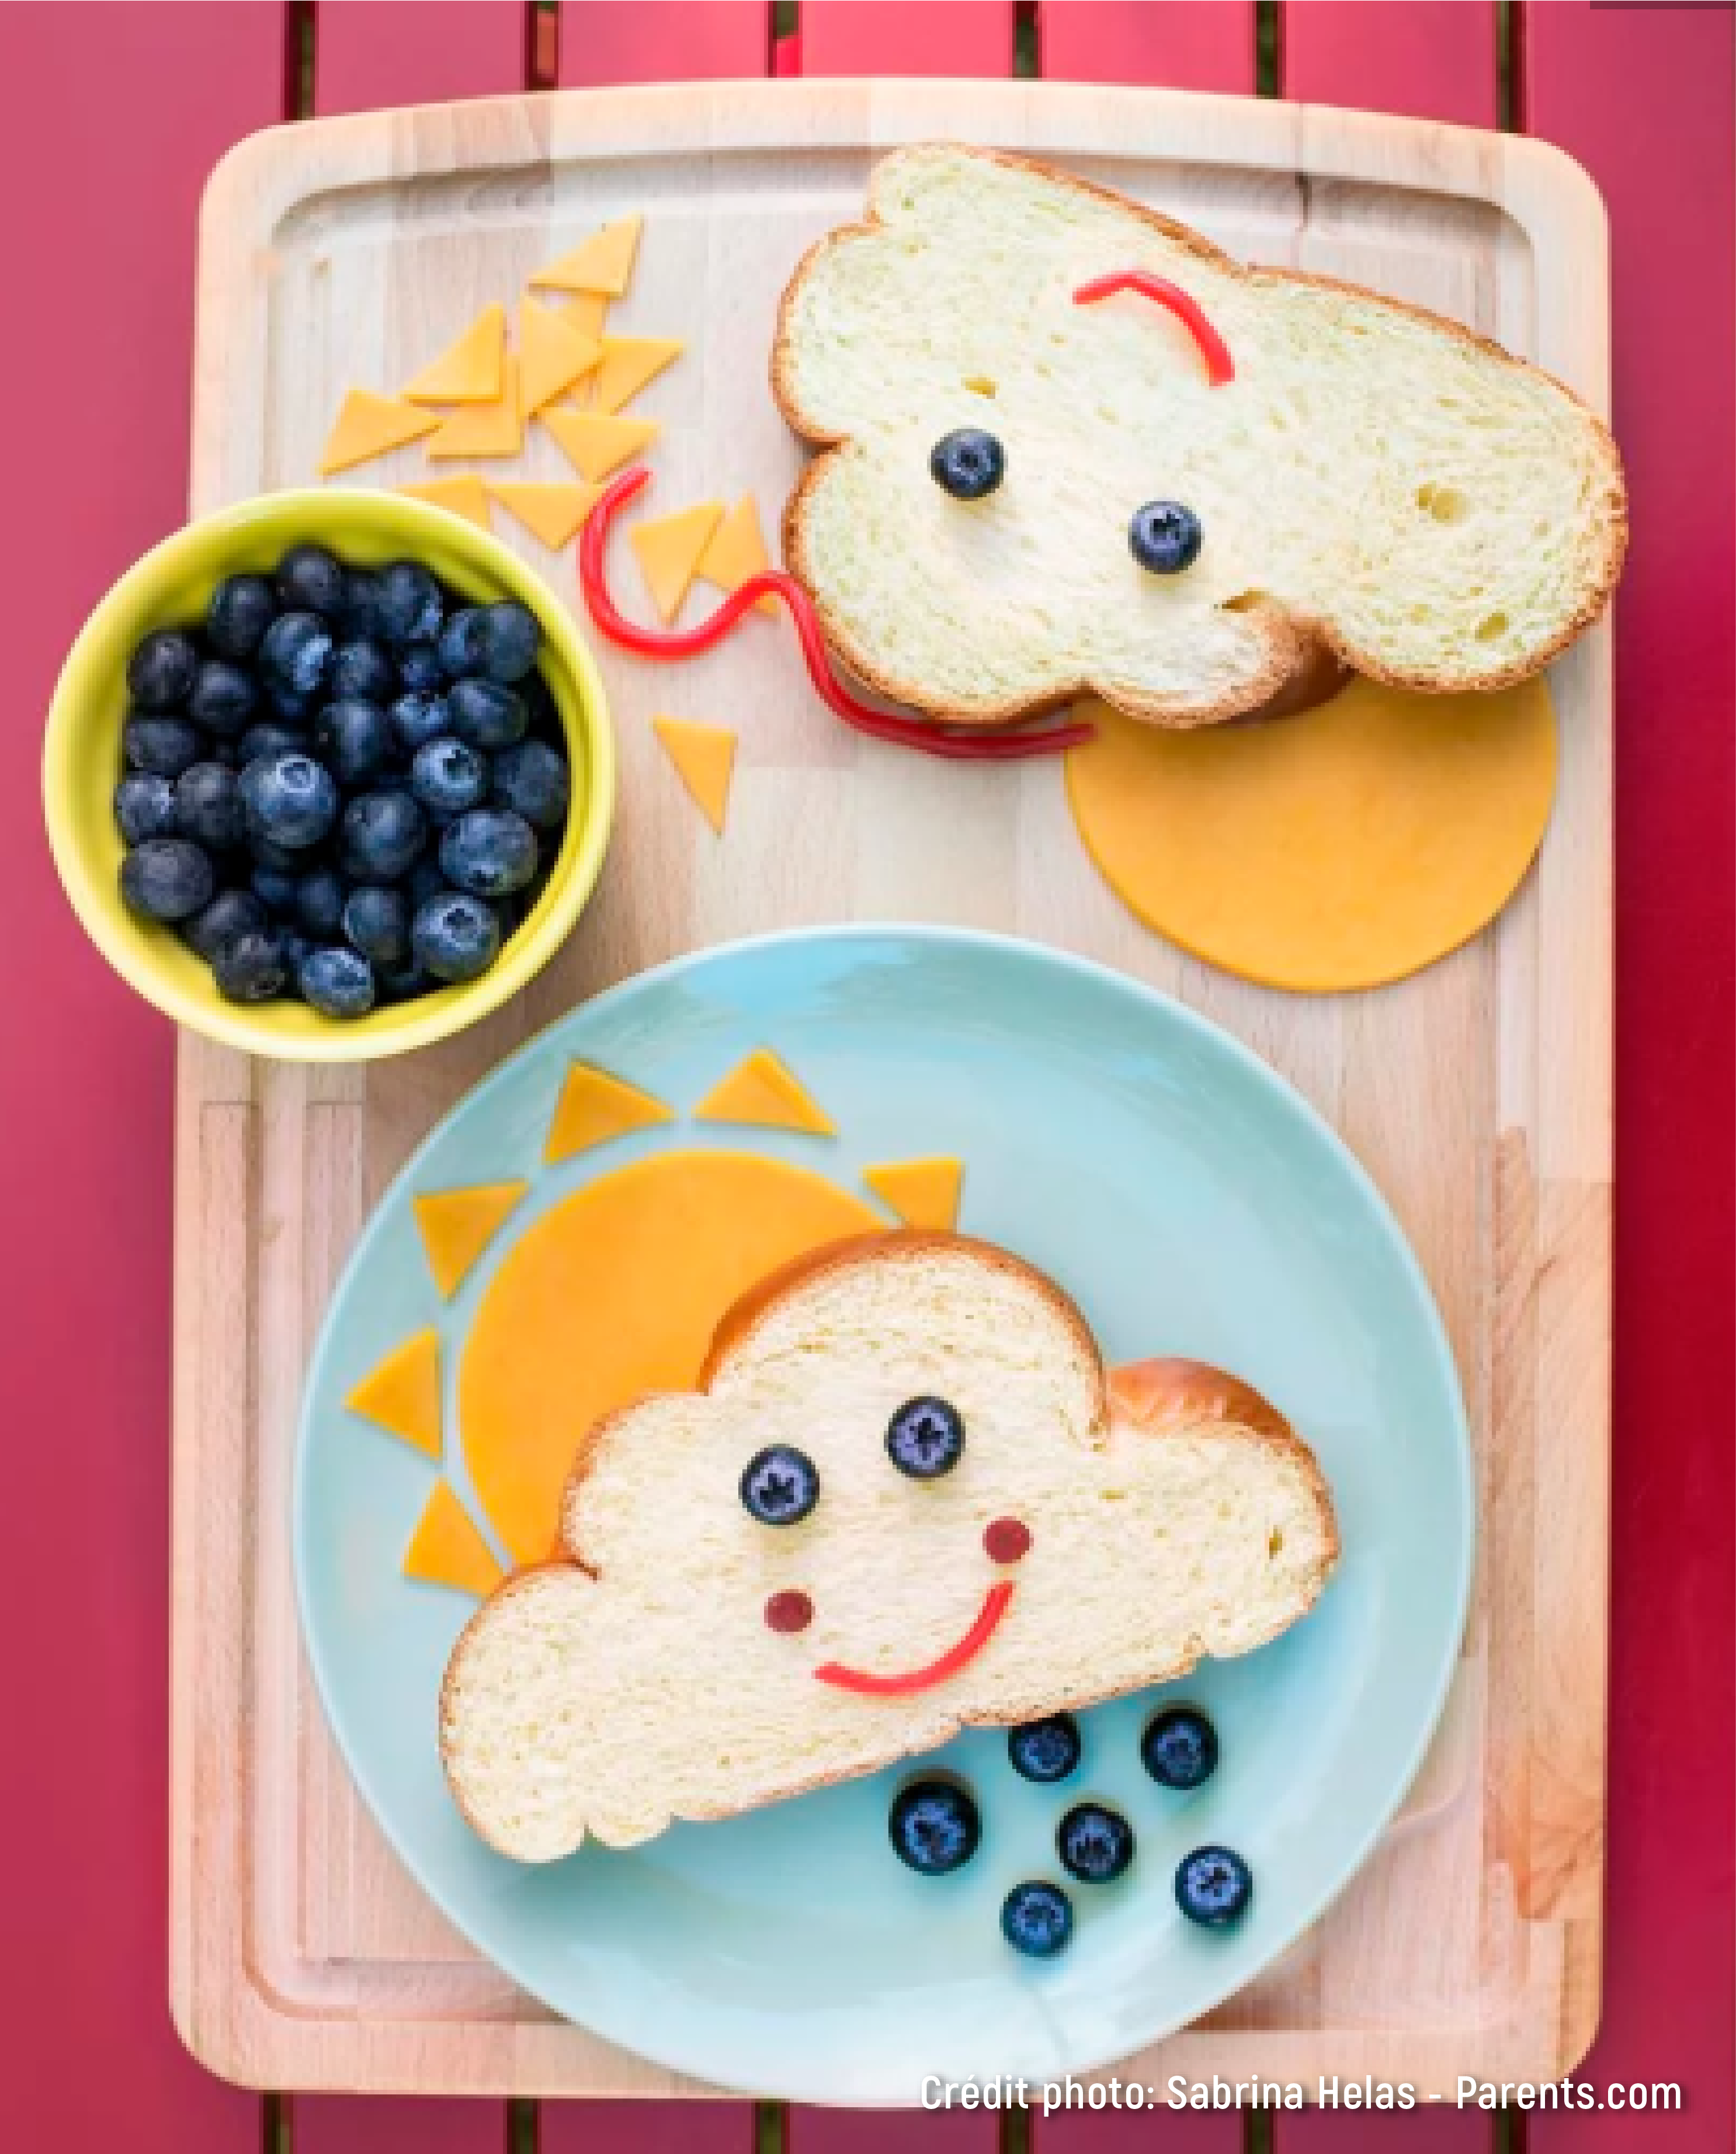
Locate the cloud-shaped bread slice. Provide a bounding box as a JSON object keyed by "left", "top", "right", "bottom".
{"left": 441, "top": 1232, "right": 1337, "bottom": 1861}
{"left": 772, "top": 143, "right": 1626, "bottom": 728}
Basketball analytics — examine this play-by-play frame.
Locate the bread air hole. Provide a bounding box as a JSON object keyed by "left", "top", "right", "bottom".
{"left": 1416, "top": 483, "right": 1470, "bottom": 524}
{"left": 1477, "top": 610, "right": 1510, "bottom": 641}
{"left": 1269, "top": 1528, "right": 1285, "bottom": 1558}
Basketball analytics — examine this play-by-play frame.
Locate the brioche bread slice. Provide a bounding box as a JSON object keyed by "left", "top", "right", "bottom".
{"left": 772, "top": 143, "right": 1626, "bottom": 728}
{"left": 440, "top": 1232, "right": 1337, "bottom": 1862}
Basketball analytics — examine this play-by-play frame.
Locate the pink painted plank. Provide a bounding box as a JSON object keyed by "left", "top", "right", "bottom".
{"left": 297, "top": 2096, "right": 508, "bottom": 2154}
{"left": 796, "top": 0, "right": 1016, "bottom": 78}
{"left": 543, "top": 2101, "right": 755, "bottom": 2154}
{"left": 0, "top": 2, "right": 285, "bottom": 2148}
{"left": 1520, "top": 5, "right": 1736, "bottom": 2145}
{"left": 1280, "top": 2107, "right": 1492, "bottom": 2151}
{"left": 1037, "top": 1, "right": 1255, "bottom": 96}
{"left": 790, "top": 2111, "right": 998, "bottom": 2154}
{"left": 1043, "top": 2099, "right": 1239, "bottom": 2151}
{"left": 557, "top": 0, "right": 770, "bottom": 85}
{"left": 1280, "top": 1, "right": 1496, "bottom": 128}
{"left": 314, "top": 0, "right": 531, "bottom": 114}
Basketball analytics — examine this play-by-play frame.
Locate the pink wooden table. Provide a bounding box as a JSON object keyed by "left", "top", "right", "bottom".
{"left": 2, "top": 4, "right": 1727, "bottom": 2152}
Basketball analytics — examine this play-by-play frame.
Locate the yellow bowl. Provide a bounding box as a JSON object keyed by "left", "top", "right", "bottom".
{"left": 43, "top": 489, "right": 614, "bottom": 1062}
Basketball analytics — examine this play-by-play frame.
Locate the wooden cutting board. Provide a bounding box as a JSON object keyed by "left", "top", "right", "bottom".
{"left": 173, "top": 78, "right": 1610, "bottom": 2097}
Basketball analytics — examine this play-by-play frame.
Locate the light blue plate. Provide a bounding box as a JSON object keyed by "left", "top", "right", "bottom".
{"left": 296, "top": 927, "right": 1471, "bottom": 2104}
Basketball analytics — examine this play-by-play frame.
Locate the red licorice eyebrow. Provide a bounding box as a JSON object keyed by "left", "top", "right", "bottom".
{"left": 1073, "top": 270, "right": 1235, "bottom": 387}
{"left": 578, "top": 470, "right": 1093, "bottom": 762}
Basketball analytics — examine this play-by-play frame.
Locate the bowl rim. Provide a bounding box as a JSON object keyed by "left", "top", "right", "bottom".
{"left": 43, "top": 488, "right": 616, "bottom": 1063}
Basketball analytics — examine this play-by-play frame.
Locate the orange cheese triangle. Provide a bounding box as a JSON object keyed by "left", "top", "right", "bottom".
{"left": 629, "top": 501, "right": 724, "bottom": 626}
{"left": 531, "top": 216, "right": 643, "bottom": 298}
{"left": 538, "top": 407, "right": 659, "bottom": 484}
{"left": 863, "top": 1158, "right": 964, "bottom": 1231}
{"left": 403, "top": 1480, "right": 504, "bottom": 1599}
{"left": 589, "top": 335, "right": 684, "bottom": 415}
{"left": 426, "top": 355, "right": 523, "bottom": 460}
{"left": 400, "top": 476, "right": 493, "bottom": 530}
{"left": 414, "top": 1181, "right": 529, "bottom": 1299}
{"left": 695, "top": 1049, "right": 835, "bottom": 1137}
{"left": 696, "top": 492, "right": 777, "bottom": 613}
{"left": 402, "top": 303, "right": 507, "bottom": 404}
{"left": 345, "top": 1329, "right": 442, "bottom": 1459}
{"left": 560, "top": 292, "right": 611, "bottom": 344}
{"left": 544, "top": 1060, "right": 675, "bottom": 1164}
{"left": 318, "top": 389, "right": 440, "bottom": 477}
{"left": 518, "top": 296, "right": 603, "bottom": 414}
{"left": 652, "top": 717, "right": 737, "bottom": 836}
{"left": 488, "top": 479, "right": 600, "bottom": 550}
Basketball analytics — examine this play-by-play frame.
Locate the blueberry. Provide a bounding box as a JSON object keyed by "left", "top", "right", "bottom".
{"left": 181, "top": 887, "right": 267, "bottom": 964}
{"left": 405, "top": 856, "right": 449, "bottom": 913}
{"left": 396, "top": 643, "right": 445, "bottom": 693}
{"left": 1008, "top": 1715, "right": 1081, "bottom": 1785}
{"left": 342, "top": 885, "right": 411, "bottom": 967}
{"left": 411, "top": 737, "right": 489, "bottom": 821}
{"left": 124, "top": 714, "right": 203, "bottom": 779}
{"left": 378, "top": 959, "right": 433, "bottom": 1003}
{"left": 739, "top": 1444, "right": 820, "bottom": 1527}
{"left": 298, "top": 945, "right": 376, "bottom": 1019}
{"left": 1057, "top": 1802, "right": 1134, "bottom": 1885}
{"left": 335, "top": 567, "right": 385, "bottom": 641}
{"left": 1141, "top": 1705, "right": 1218, "bottom": 1791}
{"left": 491, "top": 739, "right": 570, "bottom": 831}
{"left": 1175, "top": 1846, "right": 1252, "bottom": 1928}
{"left": 120, "top": 837, "right": 216, "bottom": 924}
{"left": 206, "top": 574, "right": 277, "bottom": 662}
{"left": 437, "top": 607, "right": 492, "bottom": 681}
{"left": 212, "top": 928, "right": 289, "bottom": 1004}
{"left": 411, "top": 889, "right": 500, "bottom": 984}
{"left": 237, "top": 721, "right": 307, "bottom": 768}
{"left": 277, "top": 929, "right": 315, "bottom": 978}
{"left": 312, "top": 698, "right": 394, "bottom": 789}
{"left": 520, "top": 670, "right": 560, "bottom": 738}
{"left": 239, "top": 751, "right": 340, "bottom": 851}
{"left": 339, "top": 789, "right": 428, "bottom": 883}
{"left": 187, "top": 658, "right": 260, "bottom": 736}
{"left": 885, "top": 1396, "right": 965, "bottom": 1480}
{"left": 481, "top": 599, "right": 541, "bottom": 684}
{"left": 889, "top": 1781, "right": 980, "bottom": 1876}
{"left": 263, "top": 679, "right": 319, "bottom": 726}
{"left": 439, "top": 807, "right": 537, "bottom": 898}
{"left": 248, "top": 832, "right": 315, "bottom": 872}
{"left": 1001, "top": 1881, "right": 1073, "bottom": 1959}
{"left": 126, "top": 628, "right": 200, "bottom": 711}
{"left": 930, "top": 428, "right": 1005, "bottom": 502}
{"left": 260, "top": 609, "right": 336, "bottom": 699}
{"left": 1129, "top": 500, "right": 1203, "bottom": 575}
{"left": 376, "top": 561, "right": 444, "bottom": 647}
{"left": 275, "top": 542, "right": 346, "bottom": 617}
{"left": 331, "top": 638, "right": 397, "bottom": 705}
{"left": 115, "top": 772, "right": 177, "bottom": 846}
{"left": 449, "top": 677, "right": 528, "bottom": 751}
{"left": 293, "top": 863, "right": 348, "bottom": 941}
{"left": 393, "top": 690, "right": 457, "bottom": 758}
{"left": 173, "top": 762, "right": 245, "bottom": 851}
{"left": 249, "top": 863, "right": 301, "bottom": 918}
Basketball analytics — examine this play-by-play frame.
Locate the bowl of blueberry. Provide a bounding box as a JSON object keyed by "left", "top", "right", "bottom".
{"left": 44, "top": 489, "right": 614, "bottom": 1059}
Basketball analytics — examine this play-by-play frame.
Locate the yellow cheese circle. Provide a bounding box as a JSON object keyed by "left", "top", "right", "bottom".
{"left": 1064, "top": 678, "right": 1558, "bottom": 993}
{"left": 459, "top": 1150, "right": 879, "bottom": 1566}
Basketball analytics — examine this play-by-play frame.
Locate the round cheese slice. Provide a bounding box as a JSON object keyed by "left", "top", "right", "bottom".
{"left": 1064, "top": 676, "right": 1557, "bottom": 993}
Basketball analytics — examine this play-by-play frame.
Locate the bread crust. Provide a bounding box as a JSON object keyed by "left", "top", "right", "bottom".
{"left": 771, "top": 143, "right": 1628, "bottom": 729}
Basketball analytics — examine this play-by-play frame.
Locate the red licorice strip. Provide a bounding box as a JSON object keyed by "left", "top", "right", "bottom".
{"left": 812, "top": 1580, "right": 1015, "bottom": 1697}
{"left": 578, "top": 470, "right": 1093, "bottom": 762}
{"left": 1073, "top": 270, "right": 1235, "bottom": 387}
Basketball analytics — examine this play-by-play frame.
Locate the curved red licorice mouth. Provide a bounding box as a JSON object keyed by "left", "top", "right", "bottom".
{"left": 576, "top": 470, "right": 1093, "bottom": 762}
{"left": 1072, "top": 269, "right": 1236, "bottom": 387}
{"left": 811, "top": 1580, "right": 1016, "bottom": 1697}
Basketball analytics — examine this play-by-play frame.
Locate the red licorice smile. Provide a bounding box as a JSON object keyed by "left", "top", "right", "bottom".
{"left": 813, "top": 1579, "right": 1016, "bottom": 1697}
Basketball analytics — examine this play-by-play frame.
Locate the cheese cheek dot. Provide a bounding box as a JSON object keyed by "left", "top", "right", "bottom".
{"left": 985, "top": 1516, "right": 1032, "bottom": 1565}
{"left": 765, "top": 1590, "right": 814, "bottom": 1634}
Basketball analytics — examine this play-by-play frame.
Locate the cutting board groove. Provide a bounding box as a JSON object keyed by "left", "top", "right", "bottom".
{"left": 173, "top": 78, "right": 1610, "bottom": 2097}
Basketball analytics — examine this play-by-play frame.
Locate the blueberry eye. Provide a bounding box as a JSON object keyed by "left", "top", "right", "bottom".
{"left": 740, "top": 1444, "right": 820, "bottom": 1526}
{"left": 930, "top": 429, "right": 1005, "bottom": 501}
{"left": 1129, "top": 499, "right": 1203, "bottom": 574}
{"left": 886, "top": 1396, "right": 966, "bottom": 1479}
